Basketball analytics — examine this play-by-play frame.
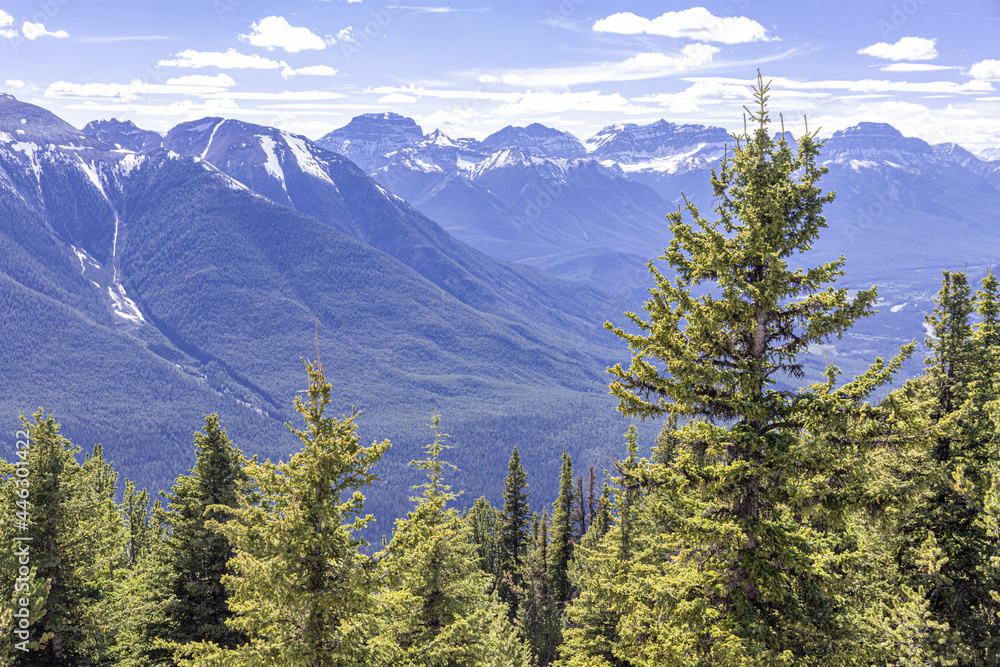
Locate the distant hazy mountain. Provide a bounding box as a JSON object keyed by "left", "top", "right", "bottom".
{"left": 313, "top": 112, "right": 1000, "bottom": 385}
{"left": 4, "top": 94, "right": 636, "bottom": 519}
{"left": 316, "top": 116, "right": 673, "bottom": 297}
{"left": 81, "top": 118, "right": 163, "bottom": 152}
{"left": 316, "top": 112, "right": 424, "bottom": 171}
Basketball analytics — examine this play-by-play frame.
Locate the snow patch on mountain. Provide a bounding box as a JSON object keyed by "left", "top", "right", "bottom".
{"left": 257, "top": 134, "right": 286, "bottom": 192}
{"left": 117, "top": 153, "right": 145, "bottom": 177}
{"left": 282, "top": 131, "right": 336, "bottom": 188}
{"left": 77, "top": 158, "right": 106, "bottom": 196}
{"left": 201, "top": 120, "right": 225, "bottom": 160}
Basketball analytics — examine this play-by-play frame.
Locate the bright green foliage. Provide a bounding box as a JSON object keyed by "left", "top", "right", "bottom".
{"left": 558, "top": 430, "right": 645, "bottom": 667}
{"left": 601, "top": 74, "right": 912, "bottom": 664}
{"left": 174, "top": 360, "right": 390, "bottom": 666}
{"left": 376, "top": 413, "right": 527, "bottom": 666}
{"left": 0, "top": 412, "right": 126, "bottom": 665}
{"left": 498, "top": 447, "right": 531, "bottom": 621}
{"left": 549, "top": 449, "right": 576, "bottom": 610}
{"left": 879, "top": 533, "right": 969, "bottom": 666}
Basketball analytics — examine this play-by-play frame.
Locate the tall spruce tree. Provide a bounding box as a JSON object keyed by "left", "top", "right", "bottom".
{"left": 0, "top": 412, "right": 125, "bottom": 665}
{"left": 377, "top": 414, "right": 525, "bottom": 666}
{"left": 549, "top": 449, "right": 575, "bottom": 609}
{"left": 165, "top": 415, "right": 247, "bottom": 646}
{"left": 602, "top": 73, "right": 911, "bottom": 663}
{"left": 498, "top": 447, "right": 531, "bottom": 621}
{"left": 175, "top": 360, "right": 390, "bottom": 667}
{"left": 897, "top": 269, "right": 1000, "bottom": 662}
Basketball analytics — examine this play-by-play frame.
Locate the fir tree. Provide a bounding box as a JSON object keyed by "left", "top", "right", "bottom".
{"left": 175, "top": 359, "right": 390, "bottom": 667}
{"left": 549, "top": 449, "right": 575, "bottom": 609}
{"left": 467, "top": 496, "right": 501, "bottom": 592}
{"left": 898, "top": 270, "right": 1000, "bottom": 661}
{"left": 498, "top": 447, "right": 531, "bottom": 621}
{"left": 602, "top": 73, "right": 912, "bottom": 663}
{"left": 0, "top": 411, "right": 125, "bottom": 665}
{"left": 161, "top": 416, "right": 247, "bottom": 649}
{"left": 376, "top": 413, "right": 525, "bottom": 666}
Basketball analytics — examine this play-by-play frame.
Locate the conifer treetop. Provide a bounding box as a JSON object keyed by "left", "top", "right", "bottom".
{"left": 606, "top": 71, "right": 882, "bottom": 423}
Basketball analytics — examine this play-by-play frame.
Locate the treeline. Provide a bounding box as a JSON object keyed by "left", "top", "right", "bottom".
{"left": 4, "top": 267, "right": 1000, "bottom": 666}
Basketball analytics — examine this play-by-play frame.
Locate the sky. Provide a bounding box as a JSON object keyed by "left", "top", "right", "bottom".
{"left": 2, "top": 0, "right": 1000, "bottom": 152}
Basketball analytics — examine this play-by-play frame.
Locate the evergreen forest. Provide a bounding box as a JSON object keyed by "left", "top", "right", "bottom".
{"left": 5, "top": 77, "right": 1000, "bottom": 666}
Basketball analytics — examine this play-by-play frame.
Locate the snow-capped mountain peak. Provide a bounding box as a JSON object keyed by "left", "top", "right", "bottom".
{"left": 315, "top": 112, "right": 424, "bottom": 170}
{"left": 481, "top": 123, "right": 587, "bottom": 159}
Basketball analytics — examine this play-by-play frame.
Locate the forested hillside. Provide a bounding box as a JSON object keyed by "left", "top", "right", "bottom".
{"left": 5, "top": 78, "right": 1000, "bottom": 666}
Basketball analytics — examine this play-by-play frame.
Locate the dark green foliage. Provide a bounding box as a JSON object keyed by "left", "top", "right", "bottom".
{"left": 0, "top": 412, "right": 126, "bottom": 665}
{"left": 549, "top": 450, "right": 576, "bottom": 609}
{"left": 893, "top": 269, "right": 1000, "bottom": 663}
{"left": 498, "top": 447, "right": 531, "bottom": 621}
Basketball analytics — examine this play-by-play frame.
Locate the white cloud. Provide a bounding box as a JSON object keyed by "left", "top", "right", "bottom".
{"left": 45, "top": 76, "right": 238, "bottom": 100}
{"left": 492, "top": 43, "right": 719, "bottom": 88}
{"left": 164, "top": 73, "right": 237, "bottom": 87}
{"left": 478, "top": 74, "right": 499, "bottom": 83}
{"left": 496, "top": 90, "right": 651, "bottom": 115}
{"left": 0, "top": 9, "right": 15, "bottom": 38}
{"left": 367, "top": 84, "right": 519, "bottom": 102}
{"left": 158, "top": 48, "right": 282, "bottom": 69}
{"left": 970, "top": 59, "right": 1000, "bottom": 81}
{"left": 63, "top": 98, "right": 246, "bottom": 119}
{"left": 857, "top": 37, "right": 937, "bottom": 61}
{"left": 635, "top": 81, "right": 753, "bottom": 113}
{"left": 5, "top": 79, "right": 36, "bottom": 90}
{"left": 331, "top": 27, "right": 356, "bottom": 43}
{"left": 377, "top": 93, "right": 418, "bottom": 103}
{"left": 880, "top": 63, "right": 955, "bottom": 72}
{"left": 242, "top": 16, "right": 326, "bottom": 53}
{"left": 686, "top": 75, "right": 992, "bottom": 96}
{"left": 593, "top": 8, "right": 773, "bottom": 44}
{"left": 204, "top": 91, "right": 347, "bottom": 101}
{"left": 281, "top": 65, "right": 339, "bottom": 79}
{"left": 22, "top": 21, "right": 68, "bottom": 40}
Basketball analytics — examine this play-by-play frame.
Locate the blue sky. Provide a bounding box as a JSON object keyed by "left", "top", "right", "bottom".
{"left": 3, "top": 0, "right": 1000, "bottom": 151}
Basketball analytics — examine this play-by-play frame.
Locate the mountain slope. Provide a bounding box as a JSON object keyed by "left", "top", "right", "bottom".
{"left": 2, "top": 95, "right": 641, "bottom": 518}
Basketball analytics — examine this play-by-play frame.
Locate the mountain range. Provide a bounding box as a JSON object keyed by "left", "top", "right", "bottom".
{"left": 5, "top": 92, "right": 1000, "bottom": 517}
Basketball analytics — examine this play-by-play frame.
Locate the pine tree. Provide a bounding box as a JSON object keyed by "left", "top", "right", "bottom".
{"left": 175, "top": 359, "right": 390, "bottom": 666}
{"left": 602, "top": 73, "right": 912, "bottom": 663}
{"left": 549, "top": 449, "right": 575, "bottom": 609}
{"left": 498, "top": 447, "right": 531, "bottom": 621}
{"left": 376, "top": 413, "right": 525, "bottom": 666}
{"left": 898, "top": 270, "right": 1000, "bottom": 661}
{"left": 519, "top": 507, "right": 560, "bottom": 666}
{"left": 0, "top": 411, "right": 125, "bottom": 665}
{"left": 467, "top": 496, "right": 501, "bottom": 592}
{"left": 573, "top": 475, "right": 587, "bottom": 542}
{"left": 586, "top": 466, "right": 597, "bottom": 529}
